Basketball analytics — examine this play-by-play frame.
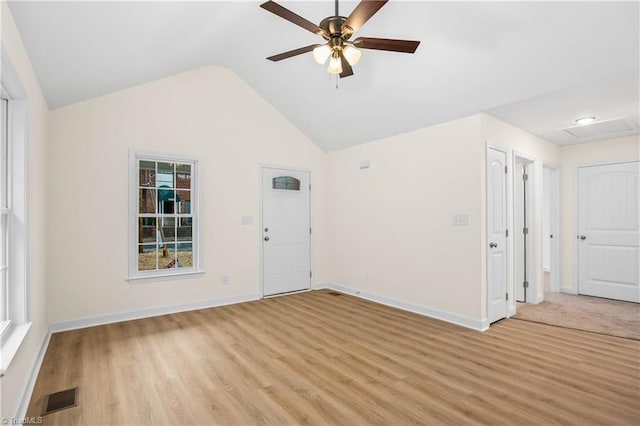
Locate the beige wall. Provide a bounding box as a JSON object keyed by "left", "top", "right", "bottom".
{"left": 0, "top": 3, "right": 50, "bottom": 419}
{"left": 558, "top": 135, "right": 640, "bottom": 292}
{"left": 480, "top": 114, "right": 560, "bottom": 312}
{"left": 324, "top": 113, "right": 562, "bottom": 327}
{"left": 47, "top": 66, "right": 327, "bottom": 322}
{"left": 326, "top": 115, "right": 486, "bottom": 325}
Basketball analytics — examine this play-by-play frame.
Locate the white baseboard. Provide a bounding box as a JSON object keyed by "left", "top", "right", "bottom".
{"left": 50, "top": 293, "right": 261, "bottom": 333}
{"left": 312, "top": 282, "right": 329, "bottom": 290}
{"left": 323, "top": 282, "right": 487, "bottom": 332}
{"left": 560, "top": 286, "right": 578, "bottom": 295}
{"left": 15, "top": 326, "right": 52, "bottom": 420}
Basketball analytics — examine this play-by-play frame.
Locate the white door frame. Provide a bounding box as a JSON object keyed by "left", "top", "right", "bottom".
{"left": 486, "top": 143, "right": 511, "bottom": 324}
{"left": 259, "top": 164, "right": 314, "bottom": 298}
{"left": 543, "top": 163, "right": 560, "bottom": 293}
{"left": 513, "top": 152, "right": 539, "bottom": 304}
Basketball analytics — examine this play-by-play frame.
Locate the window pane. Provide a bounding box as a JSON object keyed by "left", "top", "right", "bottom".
{"left": 177, "top": 218, "right": 192, "bottom": 241}
{"left": 1, "top": 99, "right": 7, "bottom": 209}
{"left": 176, "top": 190, "right": 191, "bottom": 214}
{"left": 273, "top": 176, "right": 300, "bottom": 190}
{"left": 176, "top": 164, "right": 191, "bottom": 189}
{"left": 0, "top": 214, "right": 6, "bottom": 321}
{"left": 0, "top": 214, "right": 6, "bottom": 266}
{"left": 177, "top": 243, "right": 193, "bottom": 268}
{"left": 139, "top": 161, "right": 156, "bottom": 187}
{"left": 132, "top": 154, "right": 198, "bottom": 278}
{"left": 0, "top": 266, "right": 5, "bottom": 322}
{"left": 158, "top": 189, "right": 175, "bottom": 214}
{"left": 159, "top": 217, "right": 176, "bottom": 243}
{"left": 138, "top": 217, "right": 156, "bottom": 244}
{"left": 158, "top": 244, "right": 177, "bottom": 269}
{"left": 157, "top": 162, "right": 174, "bottom": 188}
{"left": 139, "top": 189, "right": 156, "bottom": 214}
{"left": 138, "top": 244, "right": 158, "bottom": 271}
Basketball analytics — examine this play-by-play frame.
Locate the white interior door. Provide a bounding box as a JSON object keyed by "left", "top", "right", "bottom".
{"left": 487, "top": 147, "right": 508, "bottom": 323}
{"left": 262, "top": 167, "right": 311, "bottom": 297}
{"left": 578, "top": 162, "right": 640, "bottom": 302}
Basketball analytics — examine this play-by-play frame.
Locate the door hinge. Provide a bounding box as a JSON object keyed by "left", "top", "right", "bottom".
{"left": 310, "top": 271, "right": 312, "bottom": 278}
{"left": 523, "top": 173, "right": 528, "bottom": 181}
{"left": 523, "top": 281, "right": 529, "bottom": 288}
{"left": 505, "top": 165, "right": 508, "bottom": 174}
{"left": 310, "top": 227, "right": 312, "bottom": 235}
{"left": 309, "top": 184, "right": 311, "bottom": 191}
{"left": 506, "top": 292, "right": 509, "bottom": 301}
{"left": 505, "top": 229, "right": 509, "bottom": 237}
{"left": 523, "top": 227, "right": 529, "bottom": 235}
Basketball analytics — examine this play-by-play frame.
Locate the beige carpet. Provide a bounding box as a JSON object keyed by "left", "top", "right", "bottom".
{"left": 513, "top": 292, "right": 640, "bottom": 340}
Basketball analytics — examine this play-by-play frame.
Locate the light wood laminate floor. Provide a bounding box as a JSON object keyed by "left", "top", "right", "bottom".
{"left": 27, "top": 290, "right": 640, "bottom": 425}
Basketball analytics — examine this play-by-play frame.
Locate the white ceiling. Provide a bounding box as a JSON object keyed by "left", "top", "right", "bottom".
{"left": 8, "top": 1, "right": 640, "bottom": 151}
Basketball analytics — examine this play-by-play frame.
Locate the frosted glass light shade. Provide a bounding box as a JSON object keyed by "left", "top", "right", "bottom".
{"left": 327, "top": 55, "right": 343, "bottom": 74}
{"left": 343, "top": 45, "right": 362, "bottom": 65}
{"left": 313, "top": 45, "right": 332, "bottom": 64}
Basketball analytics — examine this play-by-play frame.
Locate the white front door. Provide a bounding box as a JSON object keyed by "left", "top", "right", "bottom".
{"left": 262, "top": 167, "right": 311, "bottom": 297}
{"left": 578, "top": 162, "right": 640, "bottom": 302}
{"left": 487, "top": 147, "right": 508, "bottom": 323}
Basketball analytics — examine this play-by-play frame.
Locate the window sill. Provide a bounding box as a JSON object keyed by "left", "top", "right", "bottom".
{"left": 127, "top": 270, "right": 205, "bottom": 284}
{"left": 0, "top": 321, "right": 32, "bottom": 377}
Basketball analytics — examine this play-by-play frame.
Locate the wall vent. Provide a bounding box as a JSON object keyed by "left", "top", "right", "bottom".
{"left": 563, "top": 117, "right": 637, "bottom": 139}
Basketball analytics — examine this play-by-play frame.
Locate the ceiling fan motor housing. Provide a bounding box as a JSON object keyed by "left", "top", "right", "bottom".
{"left": 320, "top": 16, "right": 352, "bottom": 41}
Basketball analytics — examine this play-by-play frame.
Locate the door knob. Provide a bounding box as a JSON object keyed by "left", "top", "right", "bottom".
{"left": 489, "top": 242, "right": 498, "bottom": 248}
{"left": 264, "top": 236, "right": 270, "bottom": 241}
{"left": 579, "top": 235, "right": 586, "bottom": 240}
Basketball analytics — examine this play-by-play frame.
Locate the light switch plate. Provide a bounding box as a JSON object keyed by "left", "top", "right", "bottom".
{"left": 453, "top": 214, "right": 469, "bottom": 226}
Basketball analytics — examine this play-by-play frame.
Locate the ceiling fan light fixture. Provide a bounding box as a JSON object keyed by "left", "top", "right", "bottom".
{"left": 342, "top": 45, "right": 362, "bottom": 65}
{"left": 575, "top": 116, "right": 597, "bottom": 125}
{"left": 313, "top": 44, "right": 332, "bottom": 64}
{"left": 327, "top": 53, "right": 343, "bottom": 74}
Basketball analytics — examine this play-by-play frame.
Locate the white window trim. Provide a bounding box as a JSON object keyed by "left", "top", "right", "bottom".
{"left": 0, "top": 45, "right": 31, "bottom": 376}
{"left": 128, "top": 150, "right": 203, "bottom": 282}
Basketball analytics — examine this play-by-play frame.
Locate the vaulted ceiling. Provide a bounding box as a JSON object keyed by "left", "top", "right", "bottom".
{"left": 8, "top": 1, "right": 639, "bottom": 151}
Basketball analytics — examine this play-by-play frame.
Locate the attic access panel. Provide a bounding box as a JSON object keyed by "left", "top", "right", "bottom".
{"left": 563, "top": 117, "right": 636, "bottom": 139}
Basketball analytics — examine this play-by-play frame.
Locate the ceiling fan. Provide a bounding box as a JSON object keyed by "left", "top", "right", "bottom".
{"left": 260, "top": 0, "right": 421, "bottom": 78}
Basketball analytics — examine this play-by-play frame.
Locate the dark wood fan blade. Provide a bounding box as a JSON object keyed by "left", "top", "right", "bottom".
{"left": 354, "top": 37, "right": 420, "bottom": 53}
{"left": 260, "top": 1, "right": 327, "bottom": 37}
{"left": 342, "top": 1, "right": 388, "bottom": 35}
{"left": 267, "top": 44, "right": 321, "bottom": 62}
{"left": 339, "top": 52, "right": 354, "bottom": 78}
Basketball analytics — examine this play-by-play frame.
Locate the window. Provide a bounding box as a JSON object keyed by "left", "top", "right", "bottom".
{"left": 272, "top": 176, "right": 301, "bottom": 191}
{"left": 1, "top": 47, "right": 31, "bottom": 374}
{"left": 1, "top": 98, "right": 8, "bottom": 330}
{"left": 129, "top": 152, "right": 200, "bottom": 280}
